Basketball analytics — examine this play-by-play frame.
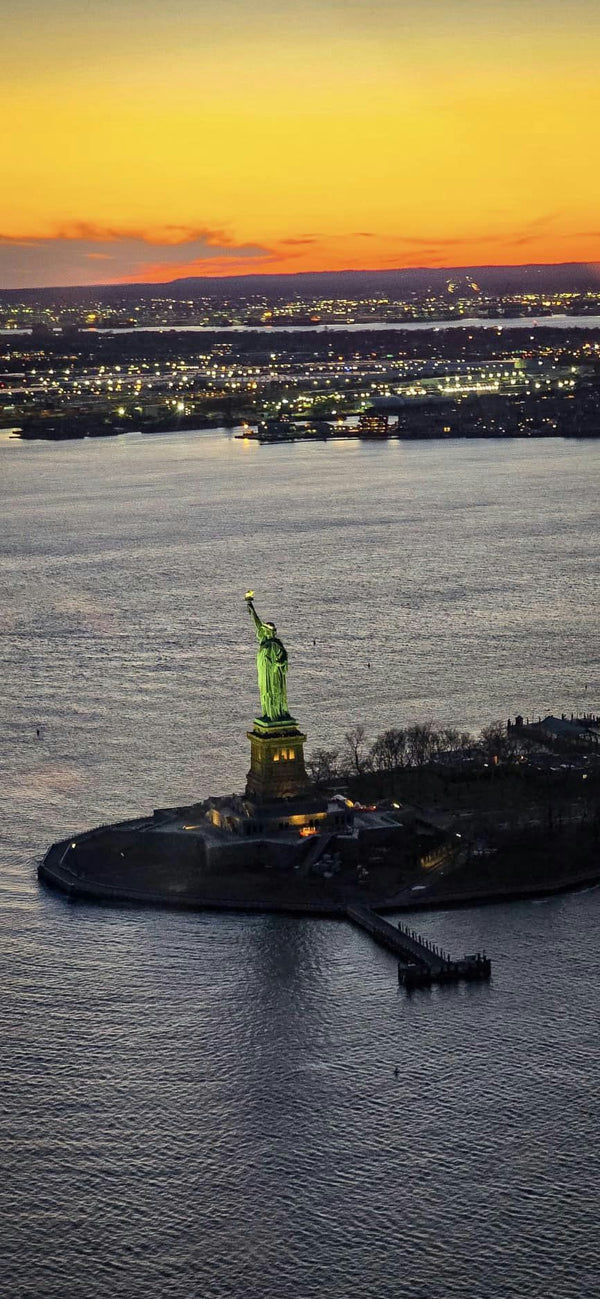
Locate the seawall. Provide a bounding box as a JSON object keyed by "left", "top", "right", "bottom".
{"left": 38, "top": 830, "right": 600, "bottom": 917}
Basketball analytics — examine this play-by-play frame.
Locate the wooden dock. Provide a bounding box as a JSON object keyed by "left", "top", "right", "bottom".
{"left": 345, "top": 903, "right": 491, "bottom": 989}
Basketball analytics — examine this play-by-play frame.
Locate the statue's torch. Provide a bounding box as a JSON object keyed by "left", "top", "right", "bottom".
{"left": 245, "top": 590, "right": 255, "bottom": 612}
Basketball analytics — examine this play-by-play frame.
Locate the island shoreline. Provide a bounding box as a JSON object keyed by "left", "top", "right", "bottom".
{"left": 38, "top": 840, "right": 600, "bottom": 918}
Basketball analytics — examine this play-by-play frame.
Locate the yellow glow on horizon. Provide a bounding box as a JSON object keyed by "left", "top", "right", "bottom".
{"left": 1, "top": 5, "right": 600, "bottom": 282}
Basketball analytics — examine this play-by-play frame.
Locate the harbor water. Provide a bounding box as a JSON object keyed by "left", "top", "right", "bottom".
{"left": 2, "top": 430, "right": 599, "bottom": 1298}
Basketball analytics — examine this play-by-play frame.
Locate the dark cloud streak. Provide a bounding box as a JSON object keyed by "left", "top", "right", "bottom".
{"left": 0, "top": 228, "right": 272, "bottom": 288}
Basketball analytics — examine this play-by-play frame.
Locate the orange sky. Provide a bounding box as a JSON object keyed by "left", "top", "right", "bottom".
{"left": 2, "top": 0, "right": 600, "bottom": 286}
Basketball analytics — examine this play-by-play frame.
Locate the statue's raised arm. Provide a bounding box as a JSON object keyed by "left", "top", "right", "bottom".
{"left": 244, "top": 591, "right": 291, "bottom": 723}
{"left": 246, "top": 595, "right": 269, "bottom": 642}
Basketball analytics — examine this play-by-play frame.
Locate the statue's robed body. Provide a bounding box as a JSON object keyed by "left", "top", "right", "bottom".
{"left": 246, "top": 597, "right": 291, "bottom": 722}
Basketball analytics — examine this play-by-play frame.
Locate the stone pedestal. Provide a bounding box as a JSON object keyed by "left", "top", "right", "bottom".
{"left": 245, "top": 717, "right": 312, "bottom": 803}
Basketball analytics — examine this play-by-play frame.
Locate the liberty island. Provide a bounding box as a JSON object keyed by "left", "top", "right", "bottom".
{"left": 38, "top": 591, "right": 599, "bottom": 986}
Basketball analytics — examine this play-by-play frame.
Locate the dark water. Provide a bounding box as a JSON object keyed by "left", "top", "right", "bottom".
{"left": 2, "top": 431, "right": 600, "bottom": 1298}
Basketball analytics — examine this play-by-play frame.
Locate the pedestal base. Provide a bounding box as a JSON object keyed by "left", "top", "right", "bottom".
{"left": 245, "top": 721, "right": 312, "bottom": 802}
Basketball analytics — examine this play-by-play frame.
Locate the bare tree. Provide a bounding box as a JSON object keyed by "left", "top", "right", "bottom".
{"left": 436, "top": 726, "right": 461, "bottom": 752}
{"left": 370, "top": 728, "right": 407, "bottom": 772}
{"left": 341, "top": 725, "right": 371, "bottom": 777}
{"left": 479, "top": 720, "right": 522, "bottom": 765}
{"left": 306, "top": 747, "right": 340, "bottom": 786}
{"left": 406, "top": 722, "right": 438, "bottom": 767}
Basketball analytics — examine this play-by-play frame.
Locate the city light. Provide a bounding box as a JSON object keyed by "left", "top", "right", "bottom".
{"left": 2, "top": 286, "right": 599, "bottom": 442}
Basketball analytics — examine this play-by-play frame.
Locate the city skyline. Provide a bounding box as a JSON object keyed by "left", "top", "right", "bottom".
{"left": 2, "top": 0, "right": 600, "bottom": 287}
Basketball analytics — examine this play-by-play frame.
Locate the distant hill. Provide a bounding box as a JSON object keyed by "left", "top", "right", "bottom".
{"left": 1, "top": 262, "right": 600, "bottom": 304}
{"left": 170, "top": 262, "right": 600, "bottom": 296}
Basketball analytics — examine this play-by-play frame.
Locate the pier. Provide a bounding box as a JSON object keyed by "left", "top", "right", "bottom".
{"left": 345, "top": 904, "right": 491, "bottom": 990}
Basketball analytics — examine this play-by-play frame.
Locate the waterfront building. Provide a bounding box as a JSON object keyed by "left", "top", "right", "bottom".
{"left": 358, "top": 410, "right": 389, "bottom": 437}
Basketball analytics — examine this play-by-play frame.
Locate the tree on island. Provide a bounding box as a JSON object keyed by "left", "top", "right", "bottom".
{"left": 307, "top": 721, "right": 477, "bottom": 790}
{"left": 306, "top": 747, "right": 340, "bottom": 785}
{"left": 370, "top": 728, "right": 407, "bottom": 773}
{"left": 341, "top": 725, "right": 371, "bottom": 778}
{"left": 479, "top": 720, "right": 521, "bottom": 765}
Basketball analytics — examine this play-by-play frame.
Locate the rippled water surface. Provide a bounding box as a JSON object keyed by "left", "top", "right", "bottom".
{"left": 2, "top": 431, "right": 600, "bottom": 1298}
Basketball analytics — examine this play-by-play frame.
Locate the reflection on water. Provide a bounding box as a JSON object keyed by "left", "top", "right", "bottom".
{"left": 2, "top": 433, "right": 600, "bottom": 1298}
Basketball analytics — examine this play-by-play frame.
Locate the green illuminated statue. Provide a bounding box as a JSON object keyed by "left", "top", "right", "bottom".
{"left": 245, "top": 592, "right": 292, "bottom": 723}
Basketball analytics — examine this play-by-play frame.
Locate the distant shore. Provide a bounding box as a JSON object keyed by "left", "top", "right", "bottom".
{"left": 7, "top": 313, "right": 600, "bottom": 337}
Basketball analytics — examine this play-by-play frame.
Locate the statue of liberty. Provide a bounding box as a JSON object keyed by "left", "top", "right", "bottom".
{"left": 245, "top": 592, "right": 292, "bottom": 723}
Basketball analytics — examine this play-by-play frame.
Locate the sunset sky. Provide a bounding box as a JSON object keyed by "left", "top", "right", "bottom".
{"left": 2, "top": 0, "right": 600, "bottom": 287}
